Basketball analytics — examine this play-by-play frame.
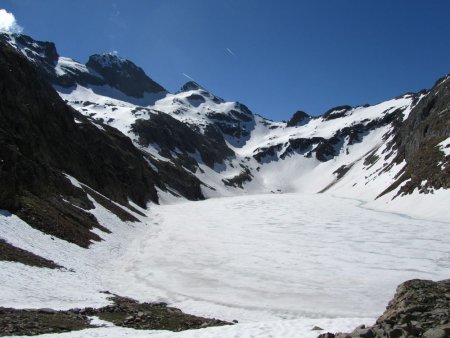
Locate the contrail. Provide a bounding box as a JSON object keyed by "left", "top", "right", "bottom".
{"left": 182, "top": 73, "right": 196, "bottom": 81}
{"left": 226, "top": 47, "right": 236, "bottom": 57}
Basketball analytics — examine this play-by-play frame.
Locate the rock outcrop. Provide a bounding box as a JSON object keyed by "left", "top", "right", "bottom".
{"left": 318, "top": 279, "right": 450, "bottom": 338}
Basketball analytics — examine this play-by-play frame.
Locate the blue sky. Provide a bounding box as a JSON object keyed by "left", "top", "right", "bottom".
{"left": 2, "top": 0, "right": 450, "bottom": 120}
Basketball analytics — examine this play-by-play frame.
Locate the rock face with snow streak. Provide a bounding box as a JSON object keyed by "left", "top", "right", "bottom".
{"left": 380, "top": 75, "right": 450, "bottom": 197}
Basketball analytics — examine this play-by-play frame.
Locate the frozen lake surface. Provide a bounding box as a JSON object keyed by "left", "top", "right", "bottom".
{"left": 113, "top": 193, "right": 450, "bottom": 321}
{"left": 2, "top": 192, "right": 449, "bottom": 337}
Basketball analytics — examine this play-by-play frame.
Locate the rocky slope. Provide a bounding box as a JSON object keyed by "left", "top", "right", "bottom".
{"left": 0, "top": 41, "right": 204, "bottom": 248}
{"left": 380, "top": 76, "right": 450, "bottom": 198}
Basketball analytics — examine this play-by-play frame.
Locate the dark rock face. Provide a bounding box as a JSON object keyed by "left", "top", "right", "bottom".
{"left": 222, "top": 168, "right": 253, "bottom": 188}
{"left": 287, "top": 110, "right": 311, "bottom": 127}
{"left": 253, "top": 136, "right": 341, "bottom": 164}
{"left": 0, "top": 238, "right": 61, "bottom": 269}
{"left": 206, "top": 103, "right": 255, "bottom": 142}
{"left": 254, "top": 109, "right": 405, "bottom": 164}
{"left": 0, "top": 42, "right": 203, "bottom": 248}
{"left": 400, "top": 80, "right": 449, "bottom": 162}
{"left": 318, "top": 279, "right": 450, "bottom": 338}
{"left": 253, "top": 144, "right": 284, "bottom": 163}
{"left": 379, "top": 77, "right": 450, "bottom": 198}
{"left": 86, "top": 53, "right": 166, "bottom": 97}
{"left": 131, "top": 112, "right": 234, "bottom": 168}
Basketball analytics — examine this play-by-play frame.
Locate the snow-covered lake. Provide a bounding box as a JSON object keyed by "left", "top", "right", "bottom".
{"left": 116, "top": 193, "right": 450, "bottom": 319}
{"left": 3, "top": 192, "right": 450, "bottom": 337}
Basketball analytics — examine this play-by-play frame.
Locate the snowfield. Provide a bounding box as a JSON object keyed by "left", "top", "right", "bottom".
{"left": 2, "top": 192, "right": 449, "bottom": 337}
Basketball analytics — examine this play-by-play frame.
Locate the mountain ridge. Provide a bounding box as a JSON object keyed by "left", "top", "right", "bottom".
{"left": 0, "top": 31, "right": 448, "bottom": 239}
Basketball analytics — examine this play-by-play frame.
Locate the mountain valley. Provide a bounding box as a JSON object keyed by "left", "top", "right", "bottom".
{"left": 0, "top": 32, "right": 449, "bottom": 337}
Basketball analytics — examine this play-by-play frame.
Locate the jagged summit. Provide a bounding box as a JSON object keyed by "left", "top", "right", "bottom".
{"left": 0, "top": 33, "right": 167, "bottom": 99}
{"left": 0, "top": 32, "right": 59, "bottom": 80}
{"left": 86, "top": 53, "right": 166, "bottom": 97}
{"left": 0, "top": 32, "right": 58, "bottom": 64}
{"left": 88, "top": 53, "right": 127, "bottom": 68}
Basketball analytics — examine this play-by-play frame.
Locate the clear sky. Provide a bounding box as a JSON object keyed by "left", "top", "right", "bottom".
{"left": 1, "top": 0, "right": 450, "bottom": 120}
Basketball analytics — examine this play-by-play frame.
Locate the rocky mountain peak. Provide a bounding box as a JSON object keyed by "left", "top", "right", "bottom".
{"left": 88, "top": 53, "right": 127, "bottom": 68}
{"left": 286, "top": 110, "right": 311, "bottom": 127}
{"left": 0, "top": 32, "right": 59, "bottom": 65}
{"left": 0, "top": 32, "right": 60, "bottom": 84}
{"left": 86, "top": 53, "right": 166, "bottom": 98}
{"left": 179, "top": 81, "right": 205, "bottom": 93}
{"left": 177, "top": 81, "right": 225, "bottom": 104}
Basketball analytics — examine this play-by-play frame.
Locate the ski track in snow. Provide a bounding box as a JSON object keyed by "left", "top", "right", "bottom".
{"left": 2, "top": 192, "right": 449, "bottom": 337}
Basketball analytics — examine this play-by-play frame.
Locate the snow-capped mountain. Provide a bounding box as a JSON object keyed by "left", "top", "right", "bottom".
{"left": 2, "top": 31, "right": 448, "bottom": 216}
{"left": 1, "top": 30, "right": 450, "bottom": 338}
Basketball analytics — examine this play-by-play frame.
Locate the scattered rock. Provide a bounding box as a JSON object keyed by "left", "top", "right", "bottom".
{"left": 0, "top": 307, "right": 91, "bottom": 336}
{"left": 317, "top": 333, "right": 335, "bottom": 338}
{"left": 0, "top": 294, "right": 231, "bottom": 336}
{"left": 94, "top": 295, "right": 231, "bottom": 332}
